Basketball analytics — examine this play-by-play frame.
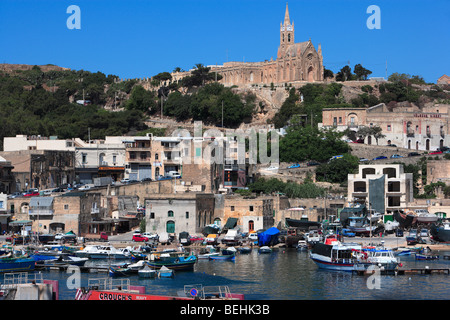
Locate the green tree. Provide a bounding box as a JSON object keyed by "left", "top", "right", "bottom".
{"left": 125, "top": 85, "right": 157, "bottom": 113}
{"left": 353, "top": 64, "right": 372, "bottom": 80}
{"left": 315, "top": 153, "right": 359, "bottom": 183}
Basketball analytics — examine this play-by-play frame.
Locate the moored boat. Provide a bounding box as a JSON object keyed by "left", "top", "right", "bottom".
{"left": 74, "top": 245, "right": 130, "bottom": 259}
{"left": 309, "top": 235, "right": 362, "bottom": 272}
{"left": 138, "top": 264, "right": 156, "bottom": 278}
{"left": 75, "top": 278, "right": 245, "bottom": 300}
{"left": 147, "top": 255, "right": 196, "bottom": 270}
{"left": 0, "top": 256, "right": 36, "bottom": 273}
{"left": 157, "top": 266, "right": 174, "bottom": 278}
{"left": 109, "top": 265, "right": 132, "bottom": 277}
{"left": 258, "top": 246, "right": 272, "bottom": 254}
{"left": 430, "top": 221, "right": 450, "bottom": 243}
{"left": 415, "top": 253, "right": 439, "bottom": 260}
{"left": 238, "top": 246, "right": 252, "bottom": 254}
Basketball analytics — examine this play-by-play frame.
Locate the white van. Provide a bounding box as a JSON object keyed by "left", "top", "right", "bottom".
{"left": 167, "top": 171, "right": 181, "bottom": 178}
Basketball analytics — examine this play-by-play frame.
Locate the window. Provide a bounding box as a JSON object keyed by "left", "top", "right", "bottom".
{"left": 168, "top": 210, "right": 174, "bottom": 217}
{"left": 339, "top": 117, "right": 342, "bottom": 123}
{"left": 155, "top": 153, "right": 159, "bottom": 160}
{"left": 249, "top": 206, "right": 254, "bottom": 211}
{"left": 231, "top": 206, "right": 235, "bottom": 211}
{"left": 64, "top": 204, "right": 69, "bottom": 210}
{"left": 387, "top": 125, "right": 391, "bottom": 131}
{"left": 150, "top": 212, "right": 155, "bottom": 219}
{"left": 82, "top": 154, "right": 87, "bottom": 164}
{"left": 186, "top": 211, "right": 189, "bottom": 219}
{"left": 0, "top": 201, "right": 3, "bottom": 209}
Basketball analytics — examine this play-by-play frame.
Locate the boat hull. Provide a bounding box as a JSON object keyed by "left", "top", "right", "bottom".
{"left": 310, "top": 256, "right": 356, "bottom": 272}
{"left": 0, "top": 258, "right": 36, "bottom": 273}
{"left": 147, "top": 260, "right": 196, "bottom": 270}
{"left": 209, "top": 254, "right": 235, "bottom": 261}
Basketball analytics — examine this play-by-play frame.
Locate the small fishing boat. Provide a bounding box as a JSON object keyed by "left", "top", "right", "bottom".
{"left": 415, "top": 209, "right": 438, "bottom": 223}
{"left": 138, "top": 264, "right": 156, "bottom": 278}
{"left": 147, "top": 255, "right": 197, "bottom": 271}
{"left": 258, "top": 246, "right": 272, "bottom": 254}
{"left": 0, "top": 256, "right": 36, "bottom": 273}
{"left": 238, "top": 247, "right": 252, "bottom": 254}
{"left": 109, "top": 265, "right": 132, "bottom": 277}
{"left": 222, "top": 247, "right": 237, "bottom": 255}
{"left": 158, "top": 266, "right": 174, "bottom": 278}
{"left": 197, "top": 246, "right": 220, "bottom": 259}
{"left": 309, "top": 235, "right": 362, "bottom": 272}
{"left": 296, "top": 240, "right": 308, "bottom": 251}
{"left": 209, "top": 253, "right": 235, "bottom": 261}
{"left": 415, "top": 253, "right": 439, "bottom": 260}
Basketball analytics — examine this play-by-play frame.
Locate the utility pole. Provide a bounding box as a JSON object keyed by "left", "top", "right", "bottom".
{"left": 222, "top": 100, "right": 224, "bottom": 128}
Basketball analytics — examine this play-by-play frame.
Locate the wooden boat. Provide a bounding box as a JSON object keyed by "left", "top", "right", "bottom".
{"left": 221, "top": 247, "right": 237, "bottom": 255}
{"left": 158, "top": 266, "right": 174, "bottom": 278}
{"left": 197, "top": 246, "right": 219, "bottom": 259}
{"left": 147, "top": 255, "right": 196, "bottom": 271}
{"left": 0, "top": 255, "right": 36, "bottom": 273}
{"left": 296, "top": 240, "right": 308, "bottom": 251}
{"left": 138, "top": 264, "right": 156, "bottom": 278}
{"left": 109, "top": 265, "right": 132, "bottom": 277}
{"left": 209, "top": 253, "right": 235, "bottom": 261}
{"left": 415, "top": 253, "right": 439, "bottom": 260}
{"left": 258, "top": 246, "right": 272, "bottom": 254}
{"left": 238, "top": 247, "right": 252, "bottom": 254}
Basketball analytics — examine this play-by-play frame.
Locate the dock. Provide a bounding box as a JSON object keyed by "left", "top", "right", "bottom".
{"left": 35, "top": 264, "right": 110, "bottom": 273}
{"left": 353, "top": 267, "right": 449, "bottom": 276}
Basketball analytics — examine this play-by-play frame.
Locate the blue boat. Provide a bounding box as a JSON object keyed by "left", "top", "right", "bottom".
{"left": 0, "top": 256, "right": 36, "bottom": 273}
{"left": 157, "top": 266, "right": 174, "bottom": 278}
{"left": 109, "top": 265, "right": 132, "bottom": 277}
{"left": 209, "top": 253, "right": 235, "bottom": 261}
{"left": 147, "top": 255, "right": 197, "bottom": 270}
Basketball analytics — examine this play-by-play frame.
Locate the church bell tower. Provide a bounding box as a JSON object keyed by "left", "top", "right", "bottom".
{"left": 280, "top": 3, "right": 294, "bottom": 46}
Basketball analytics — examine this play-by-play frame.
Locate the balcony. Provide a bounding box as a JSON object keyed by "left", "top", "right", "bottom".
{"left": 406, "top": 129, "right": 415, "bottom": 137}
{"left": 28, "top": 209, "right": 54, "bottom": 216}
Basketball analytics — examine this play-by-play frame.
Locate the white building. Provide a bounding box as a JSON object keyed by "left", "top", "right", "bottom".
{"left": 347, "top": 164, "right": 414, "bottom": 214}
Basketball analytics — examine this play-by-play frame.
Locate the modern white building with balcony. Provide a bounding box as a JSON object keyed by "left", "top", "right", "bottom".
{"left": 347, "top": 164, "right": 414, "bottom": 214}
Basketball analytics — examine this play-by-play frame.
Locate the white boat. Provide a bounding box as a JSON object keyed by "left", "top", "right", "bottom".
{"left": 415, "top": 209, "right": 438, "bottom": 223}
{"left": 367, "top": 209, "right": 383, "bottom": 223}
{"left": 258, "top": 246, "right": 272, "bottom": 254}
{"left": 138, "top": 264, "right": 156, "bottom": 278}
{"left": 384, "top": 220, "right": 399, "bottom": 232}
{"left": 309, "top": 235, "right": 362, "bottom": 272}
{"left": 74, "top": 245, "right": 130, "bottom": 259}
{"left": 197, "top": 245, "right": 220, "bottom": 259}
{"left": 306, "top": 230, "right": 322, "bottom": 245}
{"left": 296, "top": 240, "right": 308, "bottom": 251}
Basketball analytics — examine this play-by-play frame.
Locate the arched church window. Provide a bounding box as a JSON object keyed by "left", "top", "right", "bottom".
{"left": 288, "top": 34, "right": 291, "bottom": 42}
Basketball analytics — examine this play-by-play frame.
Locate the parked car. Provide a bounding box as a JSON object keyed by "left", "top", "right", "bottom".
{"left": 341, "top": 228, "right": 355, "bottom": 237}
{"left": 132, "top": 234, "right": 149, "bottom": 242}
{"left": 248, "top": 232, "right": 259, "bottom": 241}
{"left": 372, "top": 156, "right": 387, "bottom": 161}
{"left": 387, "top": 144, "right": 397, "bottom": 147}
{"left": 390, "top": 154, "right": 403, "bottom": 158}
{"left": 264, "top": 166, "right": 279, "bottom": 170}
{"left": 352, "top": 139, "right": 364, "bottom": 144}
{"left": 419, "top": 229, "right": 429, "bottom": 238}
{"left": 120, "top": 178, "right": 130, "bottom": 184}
{"left": 438, "top": 146, "right": 450, "bottom": 152}
{"left": 306, "top": 161, "right": 320, "bottom": 166}
{"left": 395, "top": 229, "right": 404, "bottom": 237}
{"left": 141, "top": 177, "right": 153, "bottom": 182}
{"left": 429, "top": 151, "right": 442, "bottom": 155}
{"left": 287, "top": 163, "right": 301, "bottom": 169}
{"left": 78, "top": 185, "right": 91, "bottom": 191}
{"left": 359, "top": 157, "right": 369, "bottom": 162}
{"left": 8, "top": 192, "right": 22, "bottom": 199}
{"left": 23, "top": 191, "right": 39, "bottom": 197}
{"left": 408, "top": 152, "right": 421, "bottom": 157}
{"left": 157, "top": 175, "right": 172, "bottom": 181}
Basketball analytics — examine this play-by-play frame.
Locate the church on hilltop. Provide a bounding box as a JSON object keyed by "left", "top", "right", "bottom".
{"left": 173, "top": 4, "right": 324, "bottom": 86}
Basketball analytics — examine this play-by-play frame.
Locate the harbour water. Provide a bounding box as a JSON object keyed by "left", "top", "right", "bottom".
{"left": 4, "top": 247, "right": 449, "bottom": 300}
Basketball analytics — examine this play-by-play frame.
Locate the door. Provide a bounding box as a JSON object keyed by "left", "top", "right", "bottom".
{"left": 248, "top": 220, "right": 254, "bottom": 232}
{"left": 166, "top": 220, "right": 175, "bottom": 233}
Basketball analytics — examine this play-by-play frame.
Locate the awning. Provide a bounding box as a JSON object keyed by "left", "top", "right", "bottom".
{"left": 29, "top": 197, "right": 54, "bottom": 207}
{"left": 223, "top": 218, "right": 238, "bottom": 230}
{"left": 9, "top": 220, "right": 32, "bottom": 226}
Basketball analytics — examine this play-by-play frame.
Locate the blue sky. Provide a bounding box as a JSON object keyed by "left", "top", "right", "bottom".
{"left": 0, "top": 0, "right": 448, "bottom": 83}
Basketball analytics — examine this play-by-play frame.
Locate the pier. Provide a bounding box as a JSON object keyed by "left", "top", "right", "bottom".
{"left": 353, "top": 267, "right": 450, "bottom": 276}
{"left": 35, "top": 264, "right": 110, "bottom": 273}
